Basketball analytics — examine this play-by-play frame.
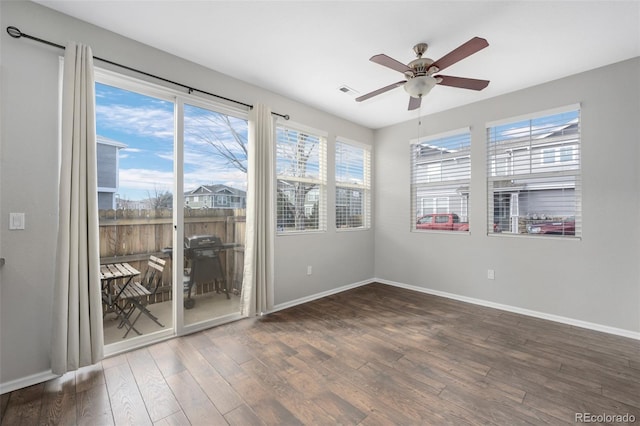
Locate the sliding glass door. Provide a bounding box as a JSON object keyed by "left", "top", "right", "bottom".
{"left": 180, "top": 100, "right": 247, "bottom": 329}
{"left": 95, "top": 70, "right": 248, "bottom": 351}
{"left": 95, "top": 78, "right": 176, "bottom": 348}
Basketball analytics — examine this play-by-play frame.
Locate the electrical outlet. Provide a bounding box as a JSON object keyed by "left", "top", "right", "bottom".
{"left": 307, "top": 265, "right": 312, "bottom": 276}
{"left": 9, "top": 213, "right": 25, "bottom": 230}
{"left": 487, "top": 269, "right": 495, "bottom": 280}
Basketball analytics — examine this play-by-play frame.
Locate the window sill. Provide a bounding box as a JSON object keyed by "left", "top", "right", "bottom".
{"left": 488, "top": 232, "right": 582, "bottom": 241}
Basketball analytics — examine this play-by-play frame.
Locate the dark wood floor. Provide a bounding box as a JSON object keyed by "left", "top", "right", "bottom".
{"left": 2, "top": 283, "right": 639, "bottom": 425}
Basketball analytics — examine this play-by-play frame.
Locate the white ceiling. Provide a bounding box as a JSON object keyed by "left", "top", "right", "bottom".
{"left": 34, "top": 1, "right": 640, "bottom": 129}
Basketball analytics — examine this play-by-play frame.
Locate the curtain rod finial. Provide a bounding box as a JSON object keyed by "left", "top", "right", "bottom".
{"left": 6, "top": 26, "right": 22, "bottom": 39}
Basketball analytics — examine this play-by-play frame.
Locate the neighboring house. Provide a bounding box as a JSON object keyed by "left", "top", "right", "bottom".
{"left": 116, "top": 197, "right": 148, "bottom": 210}
{"left": 277, "top": 181, "right": 319, "bottom": 217}
{"left": 185, "top": 184, "right": 246, "bottom": 209}
{"left": 488, "top": 119, "right": 579, "bottom": 232}
{"left": 97, "top": 136, "right": 127, "bottom": 210}
{"left": 336, "top": 187, "right": 363, "bottom": 217}
{"left": 414, "top": 143, "right": 471, "bottom": 221}
{"left": 413, "top": 117, "right": 579, "bottom": 231}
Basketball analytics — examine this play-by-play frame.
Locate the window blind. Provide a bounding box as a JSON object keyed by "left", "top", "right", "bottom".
{"left": 276, "top": 124, "right": 327, "bottom": 233}
{"left": 335, "top": 139, "right": 371, "bottom": 230}
{"left": 410, "top": 129, "right": 471, "bottom": 232}
{"left": 486, "top": 106, "right": 581, "bottom": 237}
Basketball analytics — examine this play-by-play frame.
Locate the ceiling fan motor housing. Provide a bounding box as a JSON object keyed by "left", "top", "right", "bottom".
{"left": 406, "top": 57, "right": 437, "bottom": 77}
{"left": 405, "top": 55, "right": 441, "bottom": 98}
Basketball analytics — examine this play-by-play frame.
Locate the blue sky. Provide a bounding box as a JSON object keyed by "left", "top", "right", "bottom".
{"left": 95, "top": 83, "right": 248, "bottom": 202}
{"left": 489, "top": 110, "right": 579, "bottom": 142}
{"left": 96, "top": 82, "right": 370, "bottom": 202}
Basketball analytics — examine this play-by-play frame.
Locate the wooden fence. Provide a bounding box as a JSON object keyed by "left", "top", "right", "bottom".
{"left": 99, "top": 208, "right": 245, "bottom": 303}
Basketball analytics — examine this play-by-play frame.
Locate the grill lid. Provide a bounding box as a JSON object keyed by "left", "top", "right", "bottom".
{"left": 184, "top": 235, "right": 222, "bottom": 248}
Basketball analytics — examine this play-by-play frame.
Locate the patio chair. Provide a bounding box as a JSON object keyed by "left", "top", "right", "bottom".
{"left": 118, "top": 255, "right": 166, "bottom": 338}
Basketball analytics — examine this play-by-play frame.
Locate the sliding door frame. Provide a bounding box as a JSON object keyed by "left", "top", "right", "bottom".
{"left": 95, "top": 68, "right": 249, "bottom": 356}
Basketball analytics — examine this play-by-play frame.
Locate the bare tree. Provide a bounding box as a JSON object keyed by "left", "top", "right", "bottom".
{"left": 147, "top": 187, "right": 172, "bottom": 210}
{"left": 187, "top": 112, "right": 319, "bottom": 229}
{"left": 279, "top": 132, "right": 319, "bottom": 230}
{"left": 186, "top": 112, "right": 248, "bottom": 173}
{"left": 293, "top": 133, "right": 318, "bottom": 230}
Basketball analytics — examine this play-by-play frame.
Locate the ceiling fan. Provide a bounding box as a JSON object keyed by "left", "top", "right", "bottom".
{"left": 356, "top": 37, "right": 490, "bottom": 110}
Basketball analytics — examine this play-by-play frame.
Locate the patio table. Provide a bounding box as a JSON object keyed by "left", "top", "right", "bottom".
{"left": 100, "top": 262, "right": 140, "bottom": 334}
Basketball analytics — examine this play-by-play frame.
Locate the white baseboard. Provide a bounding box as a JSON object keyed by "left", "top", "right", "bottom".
{"left": 0, "top": 370, "right": 58, "bottom": 395}
{"left": 375, "top": 278, "right": 640, "bottom": 341}
{"left": 270, "top": 279, "right": 373, "bottom": 314}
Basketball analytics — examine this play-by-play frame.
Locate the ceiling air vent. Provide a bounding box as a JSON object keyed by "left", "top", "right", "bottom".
{"left": 338, "top": 85, "right": 359, "bottom": 96}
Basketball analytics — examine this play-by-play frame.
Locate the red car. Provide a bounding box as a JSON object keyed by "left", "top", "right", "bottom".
{"left": 527, "top": 218, "right": 575, "bottom": 235}
{"left": 416, "top": 213, "right": 469, "bottom": 231}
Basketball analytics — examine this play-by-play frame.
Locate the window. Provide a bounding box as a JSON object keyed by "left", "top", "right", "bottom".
{"left": 560, "top": 146, "right": 574, "bottom": 162}
{"left": 436, "top": 215, "right": 452, "bottom": 224}
{"left": 411, "top": 129, "right": 471, "bottom": 232}
{"left": 276, "top": 123, "right": 327, "bottom": 233}
{"left": 492, "top": 153, "right": 512, "bottom": 176}
{"left": 417, "top": 215, "right": 433, "bottom": 225}
{"left": 335, "top": 139, "right": 372, "bottom": 230}
{"left": 487, "top": 105, "right": 581, "bottom": 237}
{"left": 542, "top": 148, "right": 556, "bottom": 164}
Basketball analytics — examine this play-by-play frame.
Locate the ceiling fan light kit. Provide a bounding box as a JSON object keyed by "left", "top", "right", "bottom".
{"left": 356, "top": 37, "right": 490, "bottom": 111}
{"left": 404, "top": 75, "right": 441, "bottom": 98}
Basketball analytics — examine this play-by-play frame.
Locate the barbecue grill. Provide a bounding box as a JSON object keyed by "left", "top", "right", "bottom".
{"left": 183, "top": 235, "right": 228, "bottom": 309}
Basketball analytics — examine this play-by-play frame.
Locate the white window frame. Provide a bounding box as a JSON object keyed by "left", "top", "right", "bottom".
{"left": 410, "top": 127, "right": 471, "bottom": 233}
{"left": 486, "top": 104, "right": 581, "bottom": 238}
{"left": 275, "top": 121, "right": 327, "bottom": 234}
{"left": 335, "top": 138, "right": 372, "bottom": 231}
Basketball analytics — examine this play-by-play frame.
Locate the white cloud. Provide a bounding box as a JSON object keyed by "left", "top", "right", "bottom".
{"left": 109, "top": 102, "right": 250, "bottom": 199}
{"left": 96, "top": 104, "right": 174, "bottom": 139}
{"left": 184, "top": 168, "right": 247, "bottom": 192}
{"left": 119, "top": 159, "right": 247, "bottom": 201}
{"left": 119, "top": 168, "right": 173, "bottom": 192}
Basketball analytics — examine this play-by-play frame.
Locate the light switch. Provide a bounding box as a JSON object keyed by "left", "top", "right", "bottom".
{"left": 9, "top": 213, "right": 25, "bottom": 230}
{"left": 487, "top": 269, "right": 495, "bottom": 280}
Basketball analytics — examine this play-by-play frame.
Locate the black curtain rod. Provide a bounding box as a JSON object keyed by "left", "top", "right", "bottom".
{"left": 6, "top": 26, "right": 290, "bottom": 120}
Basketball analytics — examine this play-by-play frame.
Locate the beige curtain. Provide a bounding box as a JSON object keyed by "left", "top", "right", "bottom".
{"left": 51, "top": 42, "right": 103, "bottom": 374}
{"left": 241, "top": 104, "right": 275, "bottom": 316}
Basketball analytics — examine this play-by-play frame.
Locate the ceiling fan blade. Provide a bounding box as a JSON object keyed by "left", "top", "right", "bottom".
{"left": 408, "top": 96, "right": 422, "bottom": 110}
{"left": 431, "top": 37, "right": 489, "bottom": 72}
{"left": 436, "top": 75, "right": 490, "bottom": 91}
{"left": 370, "top": 54, "right": 411, "bottom": 73}
{"left": 356, "top": 80, "right": 406, "bottom": 102}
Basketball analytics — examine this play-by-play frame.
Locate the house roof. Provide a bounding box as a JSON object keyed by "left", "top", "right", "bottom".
{"left": 97, "top": 135, "right": 127, "bottom": 149}
{"left": 185, "top": 184, "right": 246, "bottom": 197}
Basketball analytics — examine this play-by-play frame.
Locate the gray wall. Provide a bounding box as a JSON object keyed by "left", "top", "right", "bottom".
{"left": 374, "top": 57, "right": 640, "bottom": 333}
{"left": 1, "top": 0, "right": 638, "bottom": 393}
{"left": 0, "top": 0, "right": 374, "bottom": 388}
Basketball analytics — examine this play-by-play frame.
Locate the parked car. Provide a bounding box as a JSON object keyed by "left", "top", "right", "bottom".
{"left": 527, "top": 218, "right": 575, "bottom": 235}
{"left": 416, "top": 213, "right": 469, "bottom": 231}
